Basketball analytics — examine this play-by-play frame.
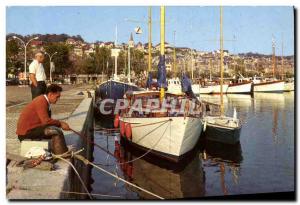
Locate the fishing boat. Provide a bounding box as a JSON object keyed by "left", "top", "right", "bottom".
{"left": 202, "top": 6, "right": 242, "bottom": 145}
{"left": 118, "top": 7, "right": 203, "bottom": 162}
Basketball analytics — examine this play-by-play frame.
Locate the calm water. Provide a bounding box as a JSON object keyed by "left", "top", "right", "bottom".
{"left": 90, "top": 92, "right": 294, "bottom": 199}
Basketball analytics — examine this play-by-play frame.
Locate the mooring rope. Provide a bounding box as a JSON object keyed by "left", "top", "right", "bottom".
{"left": 73, "top": 153, "right": 164, "bottom": 199}
{"left": 53, "top": 151, "right": 92, "bottom": 199}
{"left": 71, "top": 119, "right": 172, "bottom": 166}
{"left": 118, "top": 120, "right": 171, "bottom": 165}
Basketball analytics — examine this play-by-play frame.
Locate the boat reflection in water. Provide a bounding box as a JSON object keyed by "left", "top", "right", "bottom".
{"left": 200, "top": 139, "right": 243, "bottom": 195}
{"left": 114, "top": 140, "right": 205, "bottom": 199}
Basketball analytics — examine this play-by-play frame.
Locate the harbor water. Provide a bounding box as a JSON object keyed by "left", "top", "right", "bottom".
{"left": 90, "top": 92, "right": 294, "bottom": 199}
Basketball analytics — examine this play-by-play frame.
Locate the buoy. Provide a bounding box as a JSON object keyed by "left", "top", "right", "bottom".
{"left": 114, "top": 114, "right": 120, "bottom": 128}
{"left": 127, "top": 164, "right": 133, "bottom": 178}
{"left": 125, "top": 123, "right": 132, "bottom": 140}
{"left": 203, "top": 120, "right": 207, "bottom": 132}
{"left": 120, "top": 121, "right": 126, "bottom": 137}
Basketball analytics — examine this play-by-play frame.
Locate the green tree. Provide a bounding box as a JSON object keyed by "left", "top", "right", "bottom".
{"left": 44, "top": 42, "right": 73, "bottom": 78}
{"left": 6, "top": 39, "right": 22, "bottom": 76}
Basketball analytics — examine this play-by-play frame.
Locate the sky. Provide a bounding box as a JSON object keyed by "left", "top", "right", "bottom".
{"left": 6, "top": 6, "right": 294, "bottom": 55}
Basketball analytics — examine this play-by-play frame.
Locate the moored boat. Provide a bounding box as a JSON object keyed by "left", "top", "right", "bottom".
{"left": 226, "top": 81, "right": 252, "bottom": 94}
{"left": 119, "top": 90, "right": 203, "bottom": 162}
{"left": 252, "top": 78, "right": 285, "bottom": 93}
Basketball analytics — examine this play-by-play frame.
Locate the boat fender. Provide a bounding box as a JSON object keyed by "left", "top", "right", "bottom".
{"left": 127, "top": 164, "right": 133, "bottom": 178}
{"left": 114, "top": 114, "right": 120, "bottom": 128}
{"left": 125, "top": 123, "right": 132, "bottom": 140}
{"left": 203, "top": 120, "right": 207, "bottom": 132}
{"left": 120, "top": 121, "right": 126, "bottom": 137}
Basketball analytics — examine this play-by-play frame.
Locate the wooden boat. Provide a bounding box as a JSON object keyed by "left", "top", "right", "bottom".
{"left": 118, "top": 7, "right": 203, "bottom": 162}
{"left": 203, "top": 114, "right": 241, "bottom": 144}
{"left": 226, "top": 81, "right": 252, "bottom": 94}
{"left": 252, "top": 77, "right": 285, "bottom": 93}
{"left": 119, "top": 91, "right": 203, "bottom": 162}
{"left": 284, "top": 79, "right": 294, "bottom": 92}
{"left": 202, "top": 7, "right": 242, "bottom": 145}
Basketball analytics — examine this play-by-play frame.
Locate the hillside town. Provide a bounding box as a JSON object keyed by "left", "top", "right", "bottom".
{"left": 6, "top": 33, "right": 294, "bottom": 85}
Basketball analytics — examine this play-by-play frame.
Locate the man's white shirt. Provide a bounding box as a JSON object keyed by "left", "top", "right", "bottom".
{"left": 29, "top": 59, "right": 47, "bottom": 82}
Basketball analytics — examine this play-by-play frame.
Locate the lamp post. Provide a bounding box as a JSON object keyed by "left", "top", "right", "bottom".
{"left": 12, "top": 36, "right": 39, "bottom": 84}
{"left": 45, "top": 51, "right": 58, "bottom": 83}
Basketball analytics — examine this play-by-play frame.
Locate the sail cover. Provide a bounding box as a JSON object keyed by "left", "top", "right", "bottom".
{"left": 157, "top": 55, "right": 167, "bottom": 88}
{"left": 181, "top": 73, "right": 198, "bottom": 99}
{"left": 146, "top": 72, "right": 153, "bottom": 88}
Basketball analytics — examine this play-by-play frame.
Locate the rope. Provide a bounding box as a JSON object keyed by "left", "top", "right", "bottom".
{"left": 60, "top": 191, "right": 121, "bottom": 198}
{"left": 53, "top": 153, "right": 92, "bottom": 199}
{"left": 71, "top": 119, "right": 172, "bottom": 165}
{"left": 73, "top": 154, "right": 164, "bottom": 199}
{"left": 118, "top": 119, "right": 170, "bottom": 165}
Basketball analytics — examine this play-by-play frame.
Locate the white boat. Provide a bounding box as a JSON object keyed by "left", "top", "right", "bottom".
{"left": 284, "top": 80, "right": 294, "bottom": 92}
{"left": 167, "top": 78, "right": 183, "bottom": 95}
{"left": 119, "top": 91, "right": 203, "bottom": 162}
{"left": 226, "top": 81, "right": 252, "bottom": 94}
{"left": 192, "top": 84, "right": 213, "bottom": 94}
{"left": 203, "top": 111, "right": 241, "bottom": 145}
{"left": 252, "top": 76, "right": 284, "bottom": 93}
{"left": 202, "top": 7, "right": 242, "bottom": 145}
{"left": 210, "top": 84, "right": 229, "bottom": 94}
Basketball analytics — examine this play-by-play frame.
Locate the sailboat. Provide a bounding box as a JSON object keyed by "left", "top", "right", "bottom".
{"left": 252, "top": 37, "right": 285, "bottom": 93}
{"left": 119, "top": 6, "right": 203, "bottom": 162}
{"left": 281, "top": 36, "right": 295, "bottom": 92}
{"left": 97, "top": 19, "right": 148, "bottom": 119}
{"left": 202, "top": 6, "right": 242, "bottom": 145}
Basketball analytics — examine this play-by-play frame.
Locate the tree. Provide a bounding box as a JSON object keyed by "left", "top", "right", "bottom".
{"left": 44, "top": 43, "right": 73, "bottom": 78}
{"left": 6, "top": 39, "right": 22, "bottom": 77}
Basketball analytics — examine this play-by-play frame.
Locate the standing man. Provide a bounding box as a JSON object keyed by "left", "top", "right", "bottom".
{"left": 16, "top": 84, "right": 70, "bottom": 154}
{"left": 29, "top": 51, "right": 47, "bottom": 99}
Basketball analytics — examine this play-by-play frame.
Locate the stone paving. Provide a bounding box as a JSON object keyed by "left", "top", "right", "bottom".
{"left": 6, "top": 84, "right": 94, "bottom": 155}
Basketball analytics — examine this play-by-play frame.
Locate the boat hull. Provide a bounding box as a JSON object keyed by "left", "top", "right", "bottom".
{"left": 192, "top": 84, "right": 213, "bottom": 94}
{"left": 284, "top": 82, "right": 294, "bottom": 92}
{"left": 96, "top": 80, "right": 142, "bottom": 118}
{"left": 226, "top": 82, "right": 252, "bottom": 94}
{"left": 210, "top": 84, "right": 229, "bottom": 94}
{"left": 98, "top": 80, "right": 141, "bottom": 101}
{"left": 253, "top": 81, "right": 284, "bottom": 93}
{"left": 204, "top": 123, "right": 241, "bottom": 144}
{"left": 120, "top": 117, "right": 202, "bottom": 162}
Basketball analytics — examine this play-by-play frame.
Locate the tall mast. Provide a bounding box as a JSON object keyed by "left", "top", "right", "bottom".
{"left": 281, "top": 34, "right": 284, "bottom": 80}
{"left": 148, "top": 7, "right": 152, "bottom": 72}
{"left": 159, "top": 6, "right": 166, "bottom": 102}
{"left": 272, "top": 36, "right": 276, "bottom": 79}
{"left": 220, "top": 6, "right": 224, "bottom": 116}
{"left": 173, "top": 31, "right": 176, "bottom": 73}
{"left": 160, "top": 6, "right": 165, "bottom": 56}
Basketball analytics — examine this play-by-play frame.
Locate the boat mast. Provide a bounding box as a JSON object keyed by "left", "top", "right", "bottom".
{"left": 281, "top": 34, "right": 284, "bottom": 80}
{"left": 209, "top": 58, "right": 212, "bottom": 81}
{"left": 173, "top": 31, "right": 176, "bottom": 73}
{"left": 148, "top": 6, "right": 152, "bottom": 72}
{"left": 159, "top": 6, "right": 165, "bottom": 101}
{"left": 220, "top": 6, "right": 224, "bottom": 116}
{"left": 272, "top": 36, "right": 276, "bottom": 79}
{"left": 114, "top": 24, "right": 118, "bottom": 79}
{"left": 191, "top": 49, "right": 194, "bottom": 80}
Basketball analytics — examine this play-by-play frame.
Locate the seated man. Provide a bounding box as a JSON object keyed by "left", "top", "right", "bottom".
{"left": 16, "top": 84, "right": 70, "bottom": 155}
